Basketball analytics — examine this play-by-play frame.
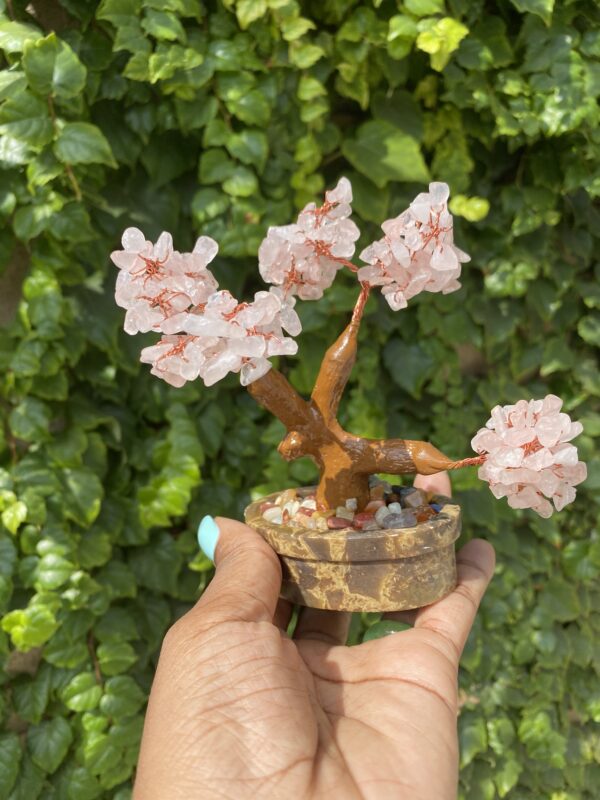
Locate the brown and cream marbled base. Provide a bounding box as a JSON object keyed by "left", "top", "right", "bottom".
{"left": 244, "top": 490, "right": 462, "bottom": 613}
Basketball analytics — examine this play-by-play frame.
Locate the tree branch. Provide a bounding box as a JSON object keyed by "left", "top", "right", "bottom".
{"left": 358, "top": 438, "right": 460, "bottom": 476}
{"left": 246, "top": 366, "right": 313, "bottom": 431}
{"left": 311, "top": 283, "right": 370, "bottom": 423}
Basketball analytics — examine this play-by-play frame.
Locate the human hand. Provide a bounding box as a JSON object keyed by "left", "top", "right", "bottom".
{"left": 134, "top": 473, "right": 495, "bottom": 800}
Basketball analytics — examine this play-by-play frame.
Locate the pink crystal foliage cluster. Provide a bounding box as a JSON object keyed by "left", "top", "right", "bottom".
{"left": 358, "top": 182, "right": 470, "bottom": 310}
{"left": 471, "top": 396, "right": 587, "bottom": 518}
{"left": 111, "top": 179, "right": 586, "bottom": 517}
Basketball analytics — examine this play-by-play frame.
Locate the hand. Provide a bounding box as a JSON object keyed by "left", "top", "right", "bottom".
{"left": 134, "top": 474, "right": 495, "bottom": 800}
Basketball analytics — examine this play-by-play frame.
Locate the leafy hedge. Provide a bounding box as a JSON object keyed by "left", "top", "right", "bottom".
{"left": 0, "top": 0, "right": 599, "bottom": 797}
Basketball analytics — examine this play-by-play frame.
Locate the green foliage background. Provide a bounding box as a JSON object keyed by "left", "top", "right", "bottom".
{"left": 0, "top": 0, "right": 599, "bottom": 796}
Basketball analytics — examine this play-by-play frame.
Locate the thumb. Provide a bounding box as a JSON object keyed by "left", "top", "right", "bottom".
{"left": 189, "top": 516, "right": 282, "bottom": 630}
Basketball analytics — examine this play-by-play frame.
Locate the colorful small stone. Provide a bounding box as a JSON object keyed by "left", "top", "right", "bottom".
{"left": 353, "top": 511, "right": 376, "bottom": 529}
{"left": 327, "top": 516, "right": 351, "bottom": 530}
{"left": 382, "top": 510, "right": 417, "bottom": 529}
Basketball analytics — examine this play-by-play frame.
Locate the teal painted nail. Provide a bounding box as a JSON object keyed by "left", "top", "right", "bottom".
{"left": 197, "top": 515, "right": 220, "bottom": 562}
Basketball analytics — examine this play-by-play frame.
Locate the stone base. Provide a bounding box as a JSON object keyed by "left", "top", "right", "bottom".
{"left": 244, "top": 489, "right": 461, "bottom": 613}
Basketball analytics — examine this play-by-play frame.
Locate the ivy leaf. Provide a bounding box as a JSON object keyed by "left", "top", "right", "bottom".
{"left": 54, "top": 122, "right": 117, "bottom": 167}
{"left": 128, "top": 533, "right": 183, "bottom": 594}
{"left": 0, "top": 21, "right": 42, "bottom": 54}
{"left": 383, "top": 339, "right": 435, "bottom": 398}
{"left": 509, "top": 0, "right": 554, "bottom": 25}
{"left": 405, "top": 0, "right": 444, "bottom": 15}
{"left": 2, "top": 604, "right": 59, "bottom": 649}
{"left": 577, "top": 313, "right": 600, "bottom": 347}
{"left": 362, "top": 621, "right": 409, "bottom": 641}
{"left": 459, "top": 714, "right": 488, "bottom": 767}
{"left": 22, "top": 33, "right": 87, "bottom": 100}
{"left": 60, "top": 672, "right": 103, "bottom": 712}
{"left": 99, "top": 676, "right": 146, "bottom": 717}
{"left": 27, "top": 716, "right": 73, "bottom": 774}
{"left": 2, "top": 501, "right": 27, "bottom": 535}
{"left": 0, "top": 90, "right": 53, "bottom": 148}
{"left": 538, "top": 579, "right": 580, "bottom": 621}
{"left": 416, "top": 17, "right": 469, "bottom": 71}
{"left": 0, "top": 733, "right": 21, "bottom": 797}
{"left": 236, "top": 0, "right": 267, "bottom": 29}
{"left": 97, "top": 641, "right": 138, "bottom": 675}
{"left": 342, "top": 120, "right": 429, "bottom": 188}
{"left": 59, "top": 467, "right": 104, "bottom": 528}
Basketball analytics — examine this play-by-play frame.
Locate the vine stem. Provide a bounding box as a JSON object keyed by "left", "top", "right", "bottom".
{"left": 87, "top": 632, "right": 103, "bottom": 685}
{"left": 47, "top": 96, "right": 82, "bottom": 201}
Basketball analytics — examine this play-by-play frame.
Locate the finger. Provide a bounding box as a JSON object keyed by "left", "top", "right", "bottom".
{"left": 413, "top": 470, "right": 452, "bottom": 497}
{"left": 273, "top": 598, "right": 293, "bottom": 631}
{"left": 414, "top": 538, "right": 495, "bottom": 663}
{"left": 294, "top": 607, "right": 352, "bottom": 645}
{"left": 187, "top": 516, "right": 282, "bottom": 629}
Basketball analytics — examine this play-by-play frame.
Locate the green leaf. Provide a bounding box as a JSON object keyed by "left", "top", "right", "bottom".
{"left": 538, "top": 579, "right": 581, "bottom": 622}
{"left": 142, "top": 9, "right": 186, "bottom": 42}
{"left": 128, "top": 533, "right": 183, "bottom": 594}
{"left": 226, "top": 89, "right": 271, "bottom": 126}
{"left": 509, "top": 0, "right": 554, "bottom": 25}
{"left": 0, "top": 21, "right": 42, "bottom": 54}
{"left": 226, "top": 129, "right": 268, "bottom": 170}
{"left": 223, "top": 166, "right": 258, "bottom": 197}
{"left": 8, "top": 398, "right": 52, "bottom": 443}
{"left": 61, "top": 672, "right": 103, "bottom": 711}
{"left": 12, "top": 664, "right": 52, "bottom": 723}
{"left": 28, "top": 716, "right": 73, "bottom": 774}
{"left": 404, "top": 0, "right": 445, "bottom": 16}
{"left": 362, "top": 620, "right": 410, "bottom": 641}
{"left": 416, "top": 17, "right": 469, "bottom": 71}
{"left": 2, "top": 500, "right": 27, "bottom": 534}
{"left": 97, "top": 641, "right": 138, "bottom": 675}
{"left": 199, "top": 148, "right": 236, "bottom": 183}
{"left": 518, "top": 711, "right": 566, "bottom": 767}
{"left": 99, "top": 676, "right": 146, "bottom": 717}
{"left": 383, "top": 339, "right": 435, "bottom": 397}
{"left": 459, "top": 714, "right": 488, "bottom": 767}
{"left": 236, "top": 0, "right": 267, "bottom": 29}
{"left": 342, "top": 120, "right": 429, "bottom": 188}
{"left": 2, "top": 604, "right": 59, "bottom": 649}
{"left": 0, "top": 733, "right": 21, "bottom": 797}
{"left": 289, "top": 42, "right": 325, "bottom": 69}
{"left": 449, "top": 194, "right": 490, "bottom": 221}
{"left": 54, "top": 122, "right": 117, "bottom": 167}
{"left": 578, "top": 313, "right": 600, "bottom": 346}
{"left": 23, "top": 33, "right": 87, "bottom": 100}
{"left": 0, "top": 90, "right": 53, "bottom": 148}
{"left": 59, "top": 467, "right": 104, "bottom": 527}
{"left": 35, "top": 552, "right": 75, "bottom": 590}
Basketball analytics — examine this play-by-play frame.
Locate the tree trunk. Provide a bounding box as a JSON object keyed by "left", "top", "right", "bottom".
{"left": 246, "top": 285, "right": 475, "bottom": 511}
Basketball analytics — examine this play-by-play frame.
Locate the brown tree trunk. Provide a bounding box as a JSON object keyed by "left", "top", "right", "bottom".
{"left": 247, "top": 285, "right": 475, "bottom": 511}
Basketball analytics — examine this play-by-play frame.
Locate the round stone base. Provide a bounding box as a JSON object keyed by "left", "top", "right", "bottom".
{"left": 244, "top": 489, "right": 461, "bottom": 613}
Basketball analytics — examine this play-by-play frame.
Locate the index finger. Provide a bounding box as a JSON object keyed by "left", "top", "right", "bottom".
{"left": 413, "top": 538, "right": 495, "bottom": 663}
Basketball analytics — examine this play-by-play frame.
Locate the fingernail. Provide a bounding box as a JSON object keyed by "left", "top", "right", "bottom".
{"left": 197, "top": 515, "right": 220, "bottom": 562}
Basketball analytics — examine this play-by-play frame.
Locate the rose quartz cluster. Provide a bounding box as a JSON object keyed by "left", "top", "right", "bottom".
{"left": 258, "top": 177, "right": 360, "bottom": 300}
{"left": 358, "top": 182, "right": 470, "bottom": 311}
{"left": 111, "top": 229, "right": 298, "bottom": 387}
{"left": 471, "top": 395, "right": 586, "bottom": 517}
{"left": 111, "top": 228, "right": 219, "bottom": 335}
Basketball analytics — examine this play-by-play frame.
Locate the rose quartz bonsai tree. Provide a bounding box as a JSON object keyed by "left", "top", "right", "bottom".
{"left": 110, "top": 178, "right": 586, "bottom": 520}
{"left": 110, "top": 178, "right": 587, "bottom": 611}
